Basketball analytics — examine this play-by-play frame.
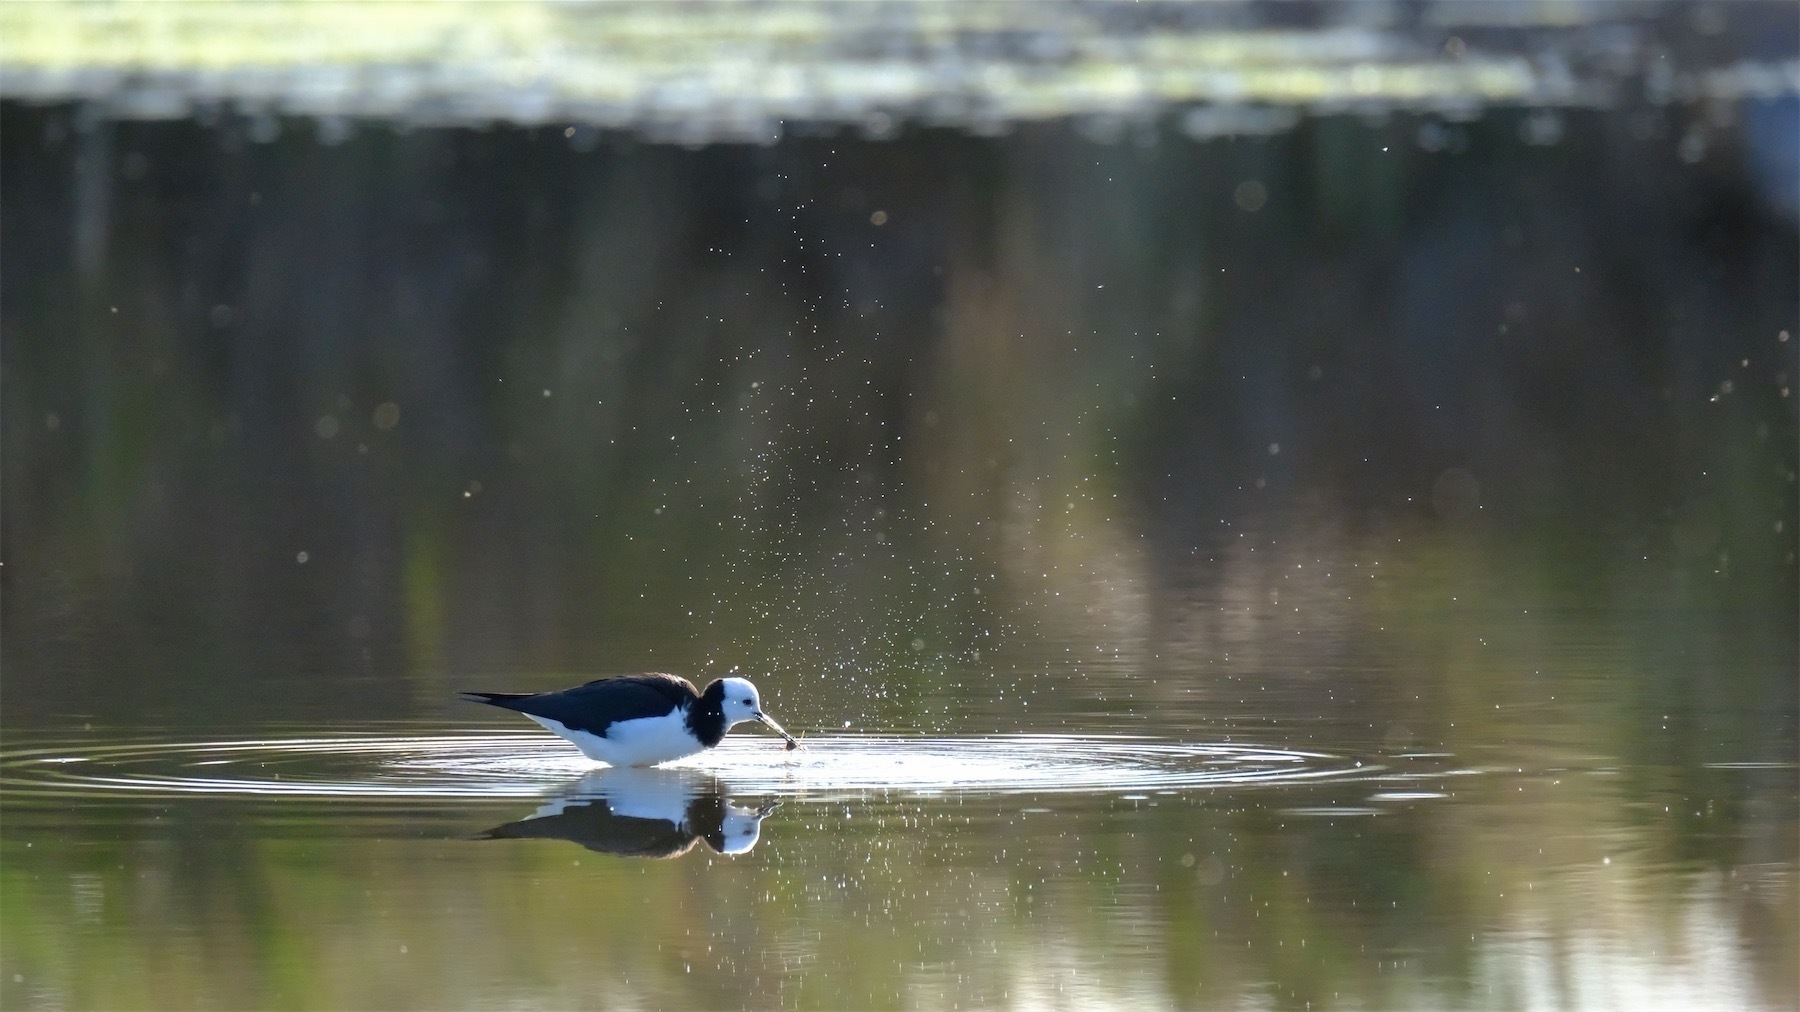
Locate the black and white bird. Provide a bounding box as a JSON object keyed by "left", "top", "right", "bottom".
{"left": 462, "top": 673, "right": 798, "bottom": 767}
{"left": 480, "top": 767, "right": 781, "bottom": 859}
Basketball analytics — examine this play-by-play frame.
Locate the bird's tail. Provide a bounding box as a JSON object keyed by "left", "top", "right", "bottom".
{"left": 460, "top": 691, "right": 534, "bottom": 710}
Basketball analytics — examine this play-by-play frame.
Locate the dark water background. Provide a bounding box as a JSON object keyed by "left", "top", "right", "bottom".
{"left": 2, "top": 20, "right": 1797, "bottom": 1009}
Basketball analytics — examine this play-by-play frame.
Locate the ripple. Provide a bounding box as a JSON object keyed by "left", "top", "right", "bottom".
{"left": 1, "top": 731, "right": 1375, "bottom": 801}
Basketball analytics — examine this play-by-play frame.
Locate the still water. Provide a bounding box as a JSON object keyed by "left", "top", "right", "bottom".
{"left": 1, "top": 72, "right": 1797, "bottom": 1011}
{"left": 4, "top": 559, "right": 1794, "bottom": 1009}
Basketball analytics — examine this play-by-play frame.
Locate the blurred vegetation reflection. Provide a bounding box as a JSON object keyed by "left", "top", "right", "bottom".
{"left": 1, "top": 7, "right": 1796, "bottom": 1005}
{"left": 3, "top": 103, "right": 1791, "bottom": 731}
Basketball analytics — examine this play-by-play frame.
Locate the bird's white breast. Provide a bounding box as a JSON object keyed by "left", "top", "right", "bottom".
{"left": 595, "top": 769, "right": 702, "bottom": 822}
{"left": 524, "top": 710, "right": 703, "bottom": 767}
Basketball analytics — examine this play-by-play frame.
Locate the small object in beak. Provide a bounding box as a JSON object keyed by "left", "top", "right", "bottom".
{"left": 756, "top": 711, "right": 800, "bottom": 749}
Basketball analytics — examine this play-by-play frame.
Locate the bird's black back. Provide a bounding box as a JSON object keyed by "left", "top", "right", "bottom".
{"left": 479, "top": 799, "right": 703, "bottom": 859}
{"left": 461, "top": 673, "right": 700, "bottom": 737}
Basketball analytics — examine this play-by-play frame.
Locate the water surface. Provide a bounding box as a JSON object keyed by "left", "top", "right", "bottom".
{"left": 2, "top": 29, "right": 1796, "bottom": 1005}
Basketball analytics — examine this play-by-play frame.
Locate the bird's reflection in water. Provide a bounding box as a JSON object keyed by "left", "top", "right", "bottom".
{"left": 479, "top": 766, "right": 781, "bottom": 858}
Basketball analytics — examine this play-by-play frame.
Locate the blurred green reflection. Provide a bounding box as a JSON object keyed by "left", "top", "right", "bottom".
{"left": 1, "top": 31, "right": 1795, "bottom": 1010}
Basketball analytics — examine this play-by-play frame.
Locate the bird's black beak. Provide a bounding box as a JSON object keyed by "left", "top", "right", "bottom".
{"left": 754, "top": 711, "right": 799, "bottom": 747}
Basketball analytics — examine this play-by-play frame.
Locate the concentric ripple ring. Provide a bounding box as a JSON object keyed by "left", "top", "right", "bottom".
{"left": 1, "top": 731, "right": 1376, "bottom": 801}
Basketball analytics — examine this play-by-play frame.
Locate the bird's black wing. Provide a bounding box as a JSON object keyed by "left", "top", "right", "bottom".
{"left": 478, "top": 801, "right": 701, "bottom": 860}
{"left": 462, "top": 674, "right": 698, "bottom": 737}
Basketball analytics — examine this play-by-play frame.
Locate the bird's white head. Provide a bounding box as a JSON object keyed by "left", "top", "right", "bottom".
{"left": 713, "top": 801, "right": 780, "bottom": 855}
{"left": 715, "top": 677, "right": 797, "bottom": 745}
{"left": 717, "top": 677, "right": 763, "bottom": 727}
